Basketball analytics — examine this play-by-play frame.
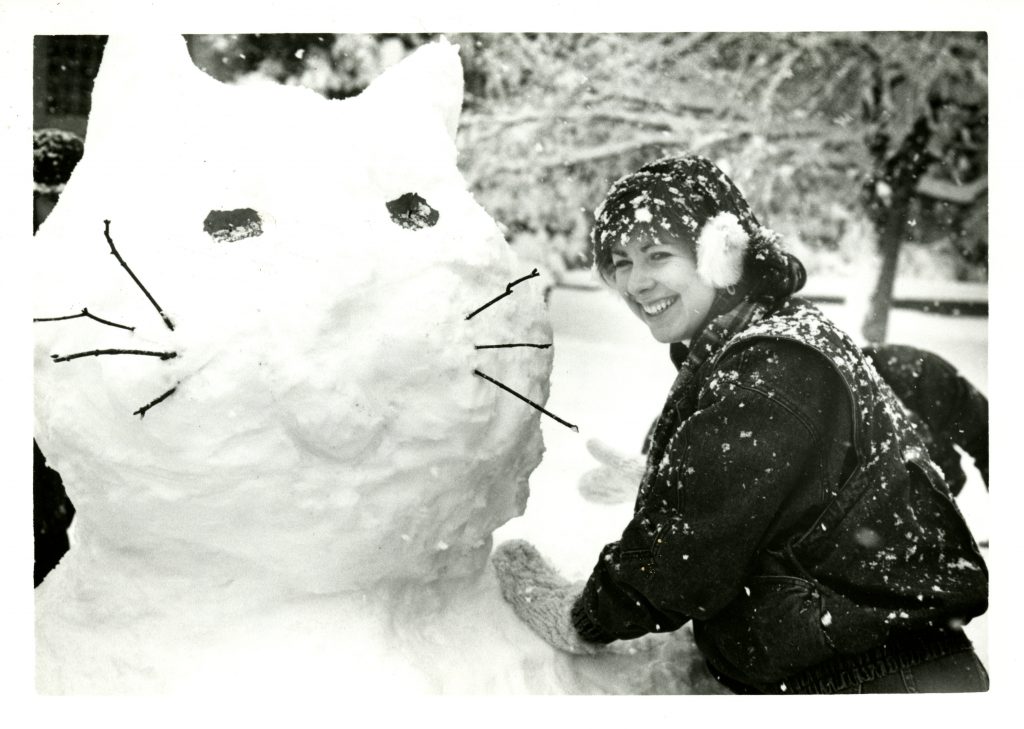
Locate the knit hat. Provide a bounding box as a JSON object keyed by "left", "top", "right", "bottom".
{"left": 591, "top": 155, "right": 806, "bottom": 301}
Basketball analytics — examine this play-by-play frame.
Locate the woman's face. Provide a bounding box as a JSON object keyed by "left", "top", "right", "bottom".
{"left": 609, "top": 234, "right": 717, "bottom": 343}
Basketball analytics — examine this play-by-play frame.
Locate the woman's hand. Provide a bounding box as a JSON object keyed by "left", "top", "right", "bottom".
{"left": 491, "top": 540, "right": 602, "bottom": 655}
{"left": 577, "top": 438, "right": 645, "bottom": 505}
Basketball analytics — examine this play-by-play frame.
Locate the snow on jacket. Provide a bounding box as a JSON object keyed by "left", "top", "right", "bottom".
{"left": 571, "top": 297, "right": 987, "bottom": 690}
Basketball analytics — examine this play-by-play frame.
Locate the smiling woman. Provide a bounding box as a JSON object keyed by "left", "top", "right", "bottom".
{"left": 492, "top": 153, "right": 989, "bottom": 695}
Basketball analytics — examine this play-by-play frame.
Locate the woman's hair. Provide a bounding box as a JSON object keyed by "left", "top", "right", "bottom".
{"left": 591, "top": 154, "right": 805, "bottom": 300}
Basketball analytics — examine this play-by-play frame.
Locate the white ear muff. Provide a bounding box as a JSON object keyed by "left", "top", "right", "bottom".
{"left": 695, "top": 212, "right": 748, "bottom": 288}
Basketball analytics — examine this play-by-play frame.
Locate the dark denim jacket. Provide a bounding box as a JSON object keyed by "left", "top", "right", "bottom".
{"left": 573, "top": 299, "right": 987, "bottom": 689}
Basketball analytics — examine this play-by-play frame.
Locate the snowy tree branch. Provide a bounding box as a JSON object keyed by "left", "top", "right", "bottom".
{"left": 481, "top": 120, "right": 854, "bottom": 174}
{"left": 759, "top": 49, "right": 803, "bottom": 113}
{"left": 467, "top": 108, "right": 680, "bottom": 133}
{"left": 915, "top": 174, "right": 987, "bottom": 204}
{"left": 483, "top": 134, "right": 707, "bottom": 173}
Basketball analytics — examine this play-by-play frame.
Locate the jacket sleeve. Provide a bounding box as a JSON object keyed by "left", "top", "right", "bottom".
{"left": 573, "top": 341, "right": 844, "bottom": 643}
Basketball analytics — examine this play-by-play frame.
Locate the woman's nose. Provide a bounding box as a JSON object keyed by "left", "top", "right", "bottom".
{"left": 626, "top": 263, "right": 654, "bottom": 296}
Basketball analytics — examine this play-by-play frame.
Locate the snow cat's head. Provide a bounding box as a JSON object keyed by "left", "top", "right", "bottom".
{"left": 32, "top": 35, "right": 553, "bottom": 592}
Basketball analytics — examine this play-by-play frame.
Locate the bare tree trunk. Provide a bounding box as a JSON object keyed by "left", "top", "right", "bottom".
{"left": 861, "top": 202, "right": 908, "bottom": 343}
{"left": 860, "top": 116, "right": 935, "bottom": 343}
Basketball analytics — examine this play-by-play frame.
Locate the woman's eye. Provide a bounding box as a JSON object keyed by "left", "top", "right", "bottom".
{"left": 649, "top": 250, "right": 671, "bottom": 261}
{"left": 611, "top": 259, "right": 631, "bottom": 270}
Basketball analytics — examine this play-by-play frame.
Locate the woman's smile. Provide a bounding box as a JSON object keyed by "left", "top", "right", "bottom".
{"left": 638, "top": 295, "right": 678, "bottom": 317}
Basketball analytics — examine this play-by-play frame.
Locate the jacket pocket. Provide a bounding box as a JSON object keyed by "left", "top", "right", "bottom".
{"left": 699, "top": 574, "right": 837, "bottom": 685}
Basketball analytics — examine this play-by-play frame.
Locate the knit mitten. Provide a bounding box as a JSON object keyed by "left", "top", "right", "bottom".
{"left": 492, "top": 540, "right": 602, "bottom": 655}
{"left": 577, "top": 438, "right": 645, "bottom": 505}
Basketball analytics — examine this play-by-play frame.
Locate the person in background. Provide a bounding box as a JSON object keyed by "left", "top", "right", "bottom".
{"left": 862, "top": 344, "right": 988, "bottom": 496}
{"left": 492, "top": 154, "right": 988, "bottom": 694}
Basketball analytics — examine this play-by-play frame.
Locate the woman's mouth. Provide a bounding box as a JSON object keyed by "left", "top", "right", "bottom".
{"left": 639, "top": 296, "right": 677, "bottom": 317}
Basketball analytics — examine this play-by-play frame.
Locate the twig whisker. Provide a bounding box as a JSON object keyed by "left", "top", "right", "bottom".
{"left": 474, "top": 343, "right": 552, "bottom": 350}
{"left": 51, "top": 349, "right": 178, "bottom": 363}
{"left": 103, "top": 219, "right": 175, "bottom": 331}
{"left": 473, "top": 368, "right": 578, "bottom": 432}
{"left": 33, "top": 307, "right": 136, "bottom": 331}
{"left": 134, "top": 384, "right": 179, "bottom": 418}
{"left": 465, "top": 269, "right": 540, "bottom": 320}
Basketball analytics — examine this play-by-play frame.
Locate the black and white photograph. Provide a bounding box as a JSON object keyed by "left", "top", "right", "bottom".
{"left": 5, "top": 0, "right": 1021, "bottom": 719}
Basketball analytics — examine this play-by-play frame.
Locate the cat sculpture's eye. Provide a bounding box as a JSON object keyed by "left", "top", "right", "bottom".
{"left": 386, "top": 192, "right": 439, "bottom": 230}
{"left": 204, "top": 208, "right": 264, "bottom": 243}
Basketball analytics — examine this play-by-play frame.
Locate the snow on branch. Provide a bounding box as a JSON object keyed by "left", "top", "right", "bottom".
{"left": 461, "top": 107, "right": 687, "bottom": 150}
{"left": 469, "top": 107, "right": 707, "bottom": 132}
{"left": 759, "top": 48, "right": 803, "bottom": 113}
{"left": 479, "top": 117, "right": 857, "bottom": 175}
{"left": 915, "top": 174, "right": 987, "bottom": 204}
{"left": 485, "top": 134, "right": 710, "bottom": 173}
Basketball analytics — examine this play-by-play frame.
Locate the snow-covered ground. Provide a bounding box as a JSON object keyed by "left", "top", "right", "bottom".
{"left": 495, "top": 282, "right": 990, "bottom": 672}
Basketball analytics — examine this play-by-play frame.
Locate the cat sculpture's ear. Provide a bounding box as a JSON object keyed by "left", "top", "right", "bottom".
{"left": 356, "top": 36, "right": 465, "bottom": 143}
{"left": 85, "top": 35, "right": 208, "bottom": 152}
